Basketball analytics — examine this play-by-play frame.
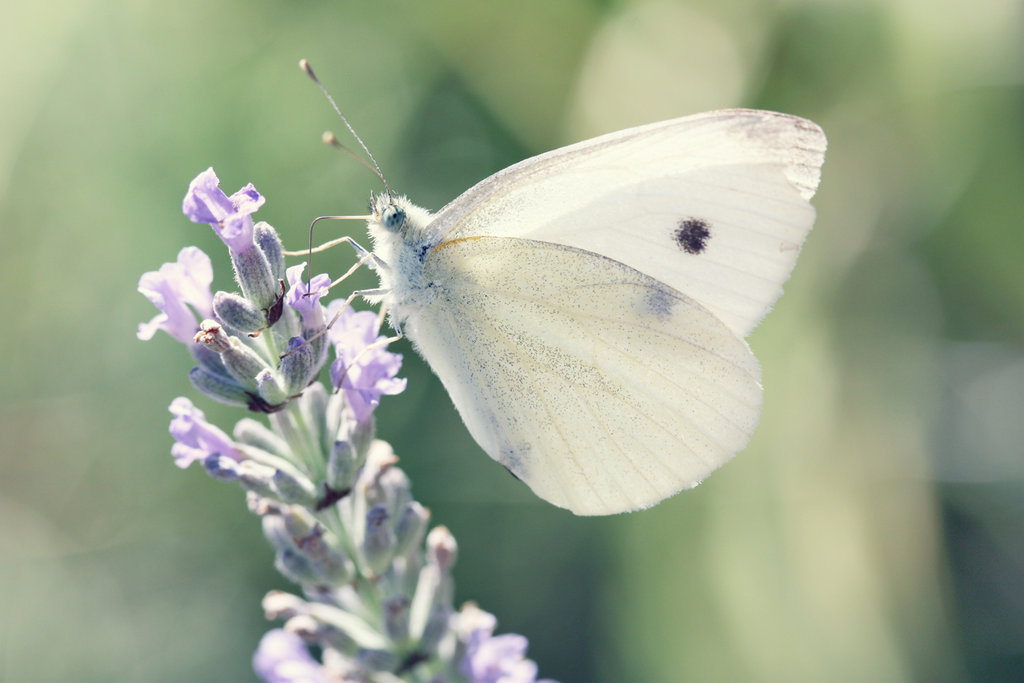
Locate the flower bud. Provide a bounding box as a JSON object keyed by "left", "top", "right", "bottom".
{"left": 234, "top": 418, "right": 290, "bottom": 458}
{"left": 283, "top": 614, "right": 353, "bottom": 653}
{"left": 274, "top": 511, "right": 355, "bottom": 586}
{"left": 213, "top": 291, "right": 265, "bottom": 334}
{"left": 300, "top": 383, "right": 330, "bottom": 452}
{"left": 276, "top": 547, "right": 319, "bottom": 585}
{"left": 408, "top": 564, "right": 443, "bottom": 642}
{"left": 279, "top": 337, "right": 318, "bottom": 395}
{"left": 261, "top": 511, "right": 293, "bottom": 552}
{"left": 394, "top": 501, "right": 430, "bottom": 558}
{"left": 364, "top": 440, "right": 399, "bottom": 473}
{"left": 419, "top": 605, "right": 453, "bottom": 655}
{"left": 256, "top": 369, "right": 288, "bottom": 406}
{"left": 254, "top": 222, "right": 286, "bottom": 282}
{"left": 383, "top": 596, "right": 410, "bottom": 643}
{"left": 361, "top": 505, "right": 395, "bottom": 577}
{"left": 203, "top": 454, "right": 241, "bottom": 482}
{"left": 281, "top": 505, "right": 318, "bottom": 539}
{"left": 262, "top": 590, "right": 308, "bottom": 620}
{"left": 247, "top": 491, "right": 276, "bottom": 516}
{"left": 306, "top": 603, "right": 390, "bottom": 651}
{"left": 352, "top": 428, "right": 381, "bottom": 465}
{"left": 238, "top": 459, "right": 279, "bottom": 500}
{"left": 189, "top": 366, "right": 251, "bottom": 408}
{"left": 377, "top": 466, "right": 412, "bottom": 516}
{"left": 231, "top": 240, "right": 278, "bottom": 310}
{"left": 426, "top": 525, "right": 458, "bottom": 574}
{"left": 357, "top": 441, "right": 401, "bottom": 510}
{"left": 272, "top": 466, "right": 318, "bottom": 507}
{"left": 327, "top": 440, "right": 359, "bottom": 491}
{"left": 221, "top": 337, "right": 271, "bottom": 388}
{"left": 194, "top": 319, "right": 232, "bottom": 352}
{"left": 312, "top": 548, "right": 355, "bottom": 586}
{"left": 191, "top": 341, "right": 231, "bottom": 376}
{"left": 282, "top": 614, "right": 322, "bottom": 641}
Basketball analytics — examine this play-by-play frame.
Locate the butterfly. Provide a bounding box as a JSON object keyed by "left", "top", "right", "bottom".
{"left": 352, "top": 108, "right": 825, "bottom": 515}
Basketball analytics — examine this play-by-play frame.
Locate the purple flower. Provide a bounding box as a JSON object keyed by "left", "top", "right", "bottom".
{"left": 253, "top": 629, "right": 328, "bottom": 683}
{"left": 465, "top": 636, "right": 539, "bottom": 683}
{"left": 138, "top": 246, "right": 214, "bottom": 344}
{"left": 285, "top": 263, "right": 332, "bottom": 330}
{"left": 459, "top": 606, "right": 556, "bottom": 683}
{"left": 326, "top": 301, "right": 406, "bottom": 423}
{"left": 183, "top": 167, "right": 265, "bottom": 253}
{"left": 168, "top": 396, "right": 242, "bottom": 469}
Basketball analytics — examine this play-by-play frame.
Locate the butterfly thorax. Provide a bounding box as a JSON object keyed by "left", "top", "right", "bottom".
{"left": 366, "top": 194, "right": 443, "bottom": 323}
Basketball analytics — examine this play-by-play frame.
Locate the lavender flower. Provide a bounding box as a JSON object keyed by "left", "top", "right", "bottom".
{"left": 327, "top": 300, "right": 407, "bottom": 423}
{"left": 141, "top": 168, "right": 555, "bottom": 683}
{"left": 458, "top": 605, "right": 554, "bottom": 683}
{"left": 184, "top": 168, "right": 278, "bottom": 309}
{"left": 285, "top": 263, "right": 332, "bottom": 332}
{"left": 253, "top": 629, "right": 329, "bottom": 683}
{"left": 168, "top": 396, "right": 242, "bottom": 468}
{"left": 183, "top": 167, "right": 264, "bottom": 253}
{"left": 137, "top": 246, "right": 214, "bottom": 344}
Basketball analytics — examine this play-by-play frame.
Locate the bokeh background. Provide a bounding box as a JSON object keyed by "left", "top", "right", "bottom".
{"left": 2, "top": 0, "right": 1022, "bottom": 680}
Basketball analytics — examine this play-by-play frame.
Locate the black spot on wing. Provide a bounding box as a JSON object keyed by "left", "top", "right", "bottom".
{"left": 674, "top": 218, "right": 711, "bottom": 254}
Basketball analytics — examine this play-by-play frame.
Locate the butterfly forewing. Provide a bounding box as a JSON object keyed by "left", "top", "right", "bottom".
{"left": 427, "top": 109, "right": 826, "bottom": 338}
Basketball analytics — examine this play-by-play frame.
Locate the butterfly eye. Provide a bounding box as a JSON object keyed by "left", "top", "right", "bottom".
{"left": 382, "top": 205, "right": 406, "bottom": 232}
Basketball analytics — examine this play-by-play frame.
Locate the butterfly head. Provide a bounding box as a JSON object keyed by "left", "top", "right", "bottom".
{"left": 381, "top": 204, "right": 406, "bottom": 232}
{"left": 369, "top": 193, "right": 413, "bottom": 234}
{"left": 367, "top": 193, "right": 439, "bottom": 280}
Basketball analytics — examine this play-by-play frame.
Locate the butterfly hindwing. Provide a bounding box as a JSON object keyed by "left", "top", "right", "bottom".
{"left": 402, "top": 235, "right": 763, "bottom": 515}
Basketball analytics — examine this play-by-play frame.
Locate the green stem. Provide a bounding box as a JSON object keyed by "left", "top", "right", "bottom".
{"left": 270, "top": 404, "right": 317, "bottom": 474}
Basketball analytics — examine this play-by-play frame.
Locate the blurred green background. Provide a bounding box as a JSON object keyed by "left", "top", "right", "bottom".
{"left": 2, "top": 0, "right": 1022, "bottom": 680}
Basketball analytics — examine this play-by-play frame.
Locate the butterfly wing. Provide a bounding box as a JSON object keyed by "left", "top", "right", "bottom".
{"left": 427, "top": 109, "right": 826, "bottom": 338}
{"left": 405, "top": 235, "right": 762, "bottom": 515}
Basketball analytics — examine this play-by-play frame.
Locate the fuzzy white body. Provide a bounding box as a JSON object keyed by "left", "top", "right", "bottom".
{"left": 363, "top": 110, "right": 826, "bottom": 515}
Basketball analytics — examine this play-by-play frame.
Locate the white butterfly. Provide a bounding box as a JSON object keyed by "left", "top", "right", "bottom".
{"left": 356, "top": 109, "right": 825, "bottom": 515}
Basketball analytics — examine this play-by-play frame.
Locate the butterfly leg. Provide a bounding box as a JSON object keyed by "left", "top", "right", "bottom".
{"left": 283, "top": 234, "right": 372, "bottom": 258}
{"left": 284, "top": 231, "right": 383, "bottom": 296}
{"left": 280, "top": 284, "right": 394, "bottom": 359}
{"left": 327, "top": 251, "right": 378, "bottom": 291}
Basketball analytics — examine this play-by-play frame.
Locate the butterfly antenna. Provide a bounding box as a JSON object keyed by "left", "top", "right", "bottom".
{"left": 322, "top": 131, "right": 380, "bottom": 177}
{"left": 300, "top": 59, "right": 392, "bottom": 197}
